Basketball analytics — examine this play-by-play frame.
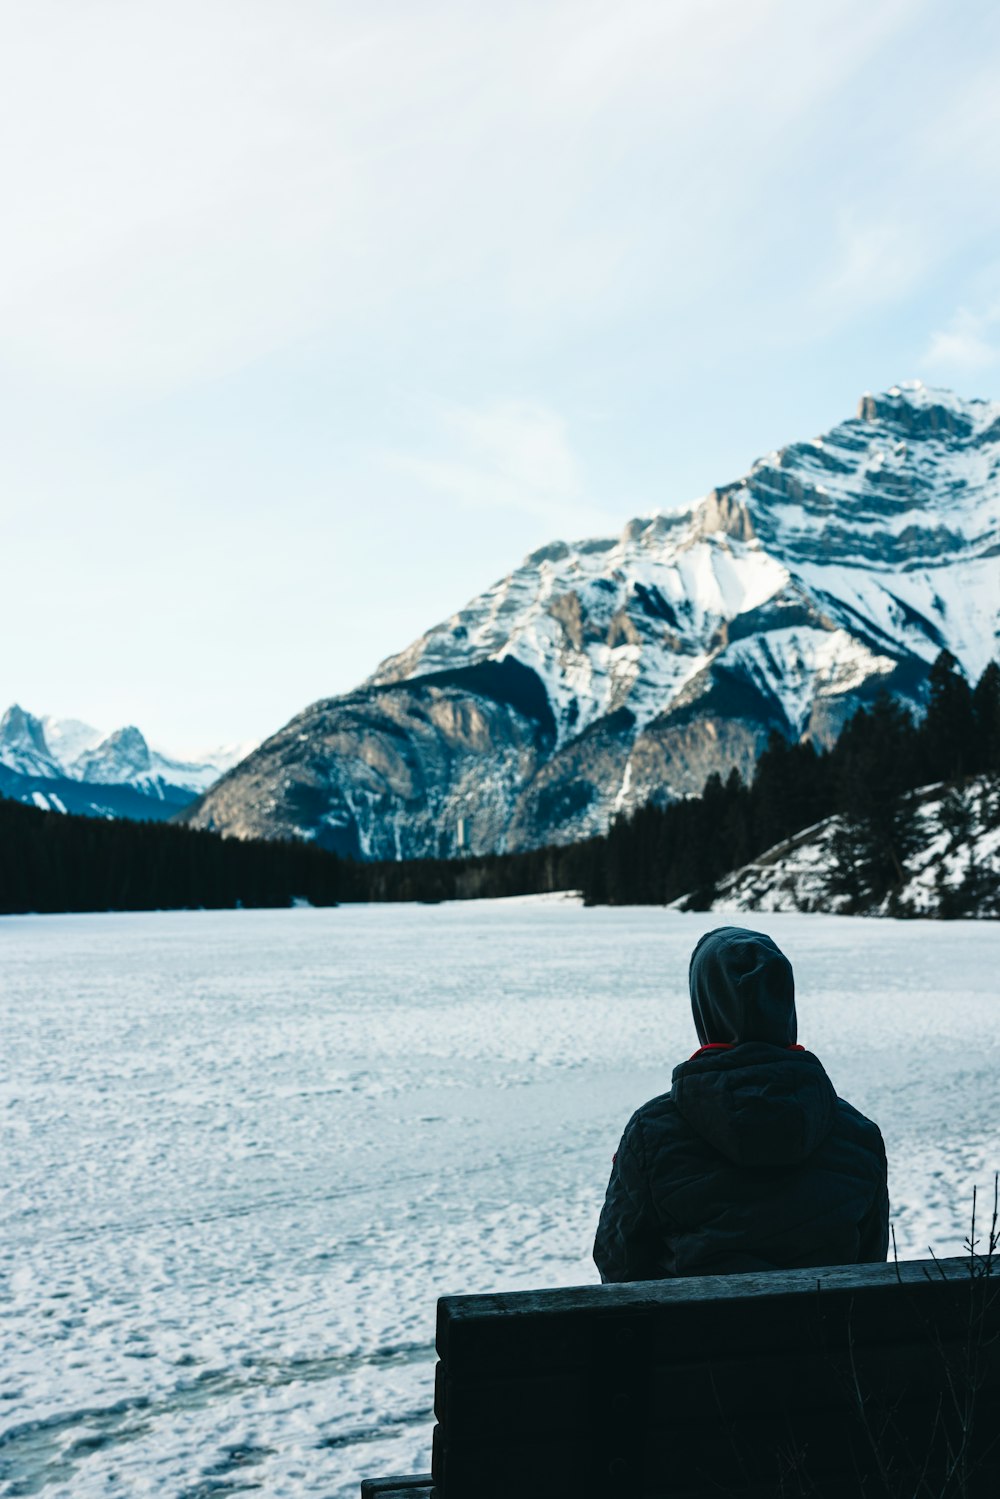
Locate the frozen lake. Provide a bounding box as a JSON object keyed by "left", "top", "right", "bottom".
{"left": 3, "top": 903, "right": 999, "bottom": 1498}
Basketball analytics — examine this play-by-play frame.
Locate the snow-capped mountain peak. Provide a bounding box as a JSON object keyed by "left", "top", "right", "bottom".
{"left": 74, "top": 725, "right": 153, "bottom": 785}
{"left": 366, "top": 383, "right": 1000, "bottom": 754}
{"left": 177, "top": 382, "right": 1000, "bottom": 859}
{"left": 0, "top": 708, "right": 255, "bottom": 819}
{"left": 723, "top": 380, "right": 1000, "bottom": 572}
{"left": 0, "top": 705, "right": 62, "bottom": 779}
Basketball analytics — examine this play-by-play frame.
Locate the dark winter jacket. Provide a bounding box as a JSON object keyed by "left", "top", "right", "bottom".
{"left": 594, "top": 926, "right": 889, "bottom": 1281}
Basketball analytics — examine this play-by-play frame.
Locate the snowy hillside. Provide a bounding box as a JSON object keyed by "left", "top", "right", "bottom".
{"left": 185, "top": 383, "right": 1000, "bottom": 858}
{"left": 0, "top": 705, "right": 251, "bottom": 821}
{"left": 697, "top": 777, "right": 1000, "bottom": 919}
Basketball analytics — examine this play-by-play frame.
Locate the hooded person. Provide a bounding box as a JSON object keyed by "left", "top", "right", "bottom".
{"left": 593, "top": 926, "right": 889, "bottom": 1281}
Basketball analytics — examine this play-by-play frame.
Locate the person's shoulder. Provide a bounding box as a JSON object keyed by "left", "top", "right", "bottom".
{"left": 833, "top": 1096, "right": 887, "bottom": 1159}
{"left": 621, "top": 1090, "right": 682, "bottom": 1148}
{"left": 629, "top": 1089, "right": 675, "bottom": 1124}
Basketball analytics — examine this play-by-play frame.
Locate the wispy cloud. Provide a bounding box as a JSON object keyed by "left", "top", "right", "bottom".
{"left": 391, "top": 400, "right": 609, "bottom": 534}
{"left": 0, "top": 0, "right": 925, "bottom": 392}
{"left": 819, "top": 214, "right": 927, "bottom": 316}
{"left": 922, "top": 304, "right": 1000, "bottom": 375}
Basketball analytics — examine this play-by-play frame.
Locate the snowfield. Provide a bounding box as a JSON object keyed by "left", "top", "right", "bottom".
{"left": 3, "top": 903, "right": 999, "bottom": 1497}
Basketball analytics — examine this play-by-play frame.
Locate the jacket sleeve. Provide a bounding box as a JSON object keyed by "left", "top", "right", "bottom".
{"left": 858, "top": 1129, "right": 890, "bottom": 1263}
{"left": 593, "top": 1116, "right": 662, "bottom": 1283}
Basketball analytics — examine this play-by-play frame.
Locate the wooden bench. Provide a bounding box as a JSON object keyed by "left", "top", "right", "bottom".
{"left": 360, "top": 1256, "right": 1000, "bottom": 1498}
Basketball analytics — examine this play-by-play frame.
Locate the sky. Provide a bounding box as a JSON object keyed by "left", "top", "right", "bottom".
{"left": 5, "top": 0, "right": 1000, "bottom": 755}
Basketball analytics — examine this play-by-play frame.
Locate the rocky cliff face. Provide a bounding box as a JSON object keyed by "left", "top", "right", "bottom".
{"left": 184, "top": 382, "right": 1000, "bottom": 858}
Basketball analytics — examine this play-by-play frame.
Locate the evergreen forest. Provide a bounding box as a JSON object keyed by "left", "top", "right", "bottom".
{"left": 2, "top": 651, "right": 997, "bottom": 917}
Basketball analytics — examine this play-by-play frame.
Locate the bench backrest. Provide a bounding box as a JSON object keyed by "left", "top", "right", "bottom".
{"left": 431, "top": 1258, "right": 1000, "bottom": 1499}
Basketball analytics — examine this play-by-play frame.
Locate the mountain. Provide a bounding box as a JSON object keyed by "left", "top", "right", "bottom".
{"left": 183, "top": 382, "right": 1000, "bottom": 859}
{"left": 0, "top": 707, "right": 251, "bottom": 821}
{"left": 694, "top": 777, "right": 1000, "bottom": 919}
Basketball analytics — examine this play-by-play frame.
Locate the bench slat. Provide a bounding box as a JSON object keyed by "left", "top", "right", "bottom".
{"left": 434, "top": 1333, "right": 1000, "bottom": 1440}
{"left": 433, "top": 1398, "right": 1000, "bottom": 1497}
{"left": 436, "top": 1259, "right": 958, "bottom": 1350}
{"left": 438, "top": 1261, "right": 989, "bottom": 1376}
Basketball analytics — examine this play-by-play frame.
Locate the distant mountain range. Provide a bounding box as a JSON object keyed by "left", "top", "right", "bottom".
{"left": 0, "top": 705, "right": 251, "bottom": 821}
{"left": 180, "top": 382, "right": 1000, "bottom": 859}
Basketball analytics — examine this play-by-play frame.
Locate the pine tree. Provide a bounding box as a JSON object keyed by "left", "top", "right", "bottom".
{"left": 972, "top": 660, "right": 1000, "bottom": 774}
{"left": 826, "top": 696, "right": 922, "bottom": 907}
{"left": 938, "top": 785, "right": 975, "bottom": 854}
{"left": 750, "top": 731, "right": 795, "bottom": 851}
{"left": 921, "top": 650, "right": 976, "bottom": 783}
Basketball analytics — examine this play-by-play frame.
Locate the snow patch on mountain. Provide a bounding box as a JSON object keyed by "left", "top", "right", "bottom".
{"left": 717, "top": 628, "right": 896, "bottom": 736}
{"left": 40, "top": 715, "right": 104, "bottom": 768}
{"left": 793, "top": 555, "right": 1000, "bottom": 683}
{"left": 372, "top": 523, "right": 792, "bottom": 747}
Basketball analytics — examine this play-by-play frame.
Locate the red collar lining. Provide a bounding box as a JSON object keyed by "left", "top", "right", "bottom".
{"left": 689, "top": 1042, "right": 805, "bottom": 1060}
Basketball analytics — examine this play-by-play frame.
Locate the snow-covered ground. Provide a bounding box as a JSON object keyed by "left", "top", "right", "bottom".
{"left": 3, "top": 904, "right": 999, "bottom": 1498}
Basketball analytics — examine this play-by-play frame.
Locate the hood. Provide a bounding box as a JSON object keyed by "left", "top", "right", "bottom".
{"left": 689, "top": 926, "right": 797, "bottom": 1046}
{"left": 679, "top": 928, "right": 833, "bottom": 1166}
{"left": 671, "top": 1043, "right": 837, "bottom": 1166}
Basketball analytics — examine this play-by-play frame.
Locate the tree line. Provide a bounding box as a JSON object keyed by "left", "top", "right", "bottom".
{"left": 0, "top": 793, "right": 590, "bottom": 914}
{"left": 1, "top": 651, "right": 997, "bottom": 916}
{"left": 0, "top": 803, "right": 348, "bottom": 914}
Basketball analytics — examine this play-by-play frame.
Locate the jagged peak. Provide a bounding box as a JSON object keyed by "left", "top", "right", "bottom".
{"left": 0, "top": 704, "right": 61, "bottom": 778}
{"left": 100, "top": 724, "right": 150, "bottom": 753}
{"left": 0, "top": 703, "right": 51, "bottom": 750}
{"left": 691, "top": 485, "right": 757, "bottom": 544}
{"left": 2, "top": 701, "right": 41, "bottom": 730}
{"left": 856, "top": 381, "right": 1000, "bottom": 441}
{"left": 524, "top": 539, "right": 571, "bottom": 567}
{"left": 76, "top": 725, "right": 152, "bottom": 782}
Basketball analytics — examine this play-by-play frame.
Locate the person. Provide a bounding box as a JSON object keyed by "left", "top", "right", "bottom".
{"left": 594, "top": 925, "right": 889, "bottom": 1281}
